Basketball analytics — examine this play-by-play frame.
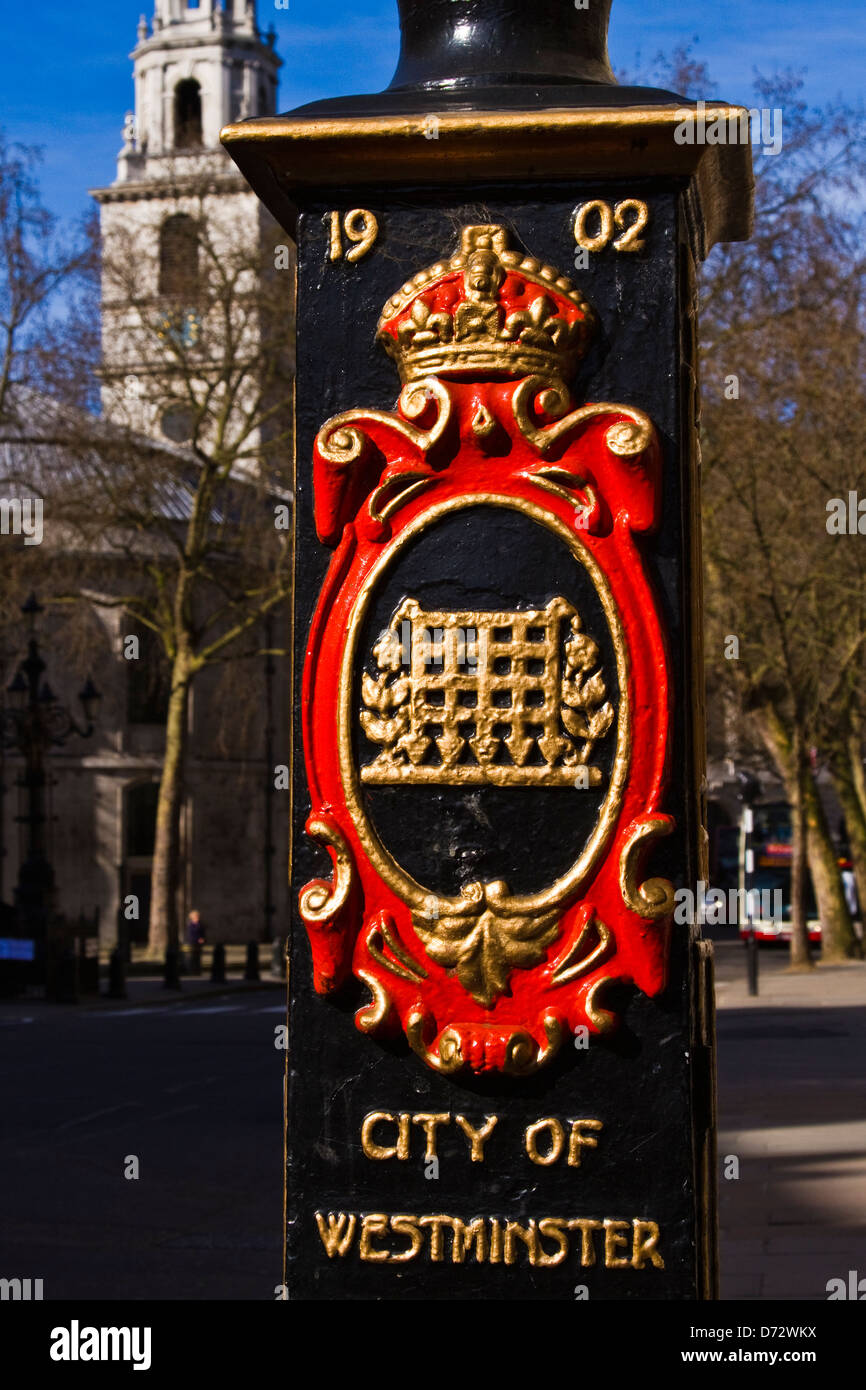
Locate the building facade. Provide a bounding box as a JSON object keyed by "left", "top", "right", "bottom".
{"left": 1, "top": 2, "right": 291, "bottom": 953}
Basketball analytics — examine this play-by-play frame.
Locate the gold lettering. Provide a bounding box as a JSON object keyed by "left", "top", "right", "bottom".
{"left": 632, "top": 1220, "right": 665, "bottom": 1269}
{"left": 568, "top": 1218, "right": 603, "bottom": 1267}
{"left": 451, "top": 1216, "right": 488, "bottom": 1264}
{"left": 315, "top": 1211, "right": 357, "bottom": 1258}
{"left": 567, "top": 1118, "right": 604, "bottom": 1167}
{"left": 412, "top": 1112, "right": 450, "bottom": 1161}
{"left": 360, "top": 1111, "right": 400, "bottom": 1160}
{"left": 313, "top": 1208, "right": 663, "bottom": 1270}
{"left": 504, "top": 1219, "right": 539, "bottom": 1265}
{"left": 419, "top": 1214, "right": 455, "bottom": 1262}
{"left": 536, "top": 1218, "right": 569, "bottom": 1267}
{"left": 489, "top": 1218, "right": 503, "bottom": 1264}
{"left": 396, "top": 1113, "right": 411, "bottom": 1159}
{"left": 359, "top": 1213, "right": 391, "bottom": 1262}
{"left": 454, "top": 1113, "right": 498, "bottom": 1161}
{"left": 388, "top": 1214, "right": 423, "bottom": 1263}
{"left": 604, "top": 1219, "right": 631, "bottom": 1268}
{"left": 525, "top": 1117, "right": 565, "bottom": 1165}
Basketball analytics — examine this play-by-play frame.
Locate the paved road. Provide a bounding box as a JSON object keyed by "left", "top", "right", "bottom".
{"left": 0, "top": 989, "right": 285, "bottom": 1301}
{"left": 714, "top": 940, "right": 866, "bottom": 1300}
{"left": 1, "top": 949, "right": 863, "bottom": 1301}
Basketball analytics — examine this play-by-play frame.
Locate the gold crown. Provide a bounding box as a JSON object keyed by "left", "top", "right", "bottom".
{"left": 377, "top": 225, "right": 597, "bottom": 385}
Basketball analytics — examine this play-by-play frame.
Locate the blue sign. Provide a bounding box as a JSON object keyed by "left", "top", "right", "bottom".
{"left": 0, "top": 938, "right": 35, "bottom": 961}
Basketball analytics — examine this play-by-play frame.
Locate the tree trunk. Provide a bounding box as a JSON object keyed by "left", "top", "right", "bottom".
{"left": 788, "top": 727, "right": 812, "bottom": 970}
{"left": 802, "top": 768, "right": 860, "bottom": 962}
{"left": 828, "top": 747, "right": 866, "bottom": 951}
{"left": 147, "top": 655, "right": 191, "bottom": 957}
{"left": 756, "top": 703, "right": 859, "bottom": 963}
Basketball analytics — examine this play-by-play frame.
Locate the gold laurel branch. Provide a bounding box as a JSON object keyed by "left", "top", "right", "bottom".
{"left": 512, "top": 375, "right": 654, "bottom": 457}
{"left": 619, "top": 816, "right": 676, "bottom": 920}
{"left": 298, "top": 816, "right": 353, "bottom": 924}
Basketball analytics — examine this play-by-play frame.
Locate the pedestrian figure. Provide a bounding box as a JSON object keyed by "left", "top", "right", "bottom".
{"left": 186, "top": 908, "right": 205, "bottom": 976}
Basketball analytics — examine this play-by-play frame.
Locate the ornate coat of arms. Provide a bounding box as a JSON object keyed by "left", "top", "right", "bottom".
{"left": 299, "top": 224, "right": 674, "bottom": 1077}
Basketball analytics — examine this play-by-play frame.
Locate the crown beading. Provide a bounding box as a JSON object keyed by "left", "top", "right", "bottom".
{"left": 377, "top": 225, "right": 597, "bottom": 385}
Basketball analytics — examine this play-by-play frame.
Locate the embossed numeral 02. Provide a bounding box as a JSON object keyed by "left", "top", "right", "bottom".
{"left": 573, "top": 199, "right": 649, "bottom": 254}
{"left": 328, "top": 209, "right": 379, "bottom": 263}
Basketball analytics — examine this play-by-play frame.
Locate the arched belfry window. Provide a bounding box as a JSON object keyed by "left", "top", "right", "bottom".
{"left": 158, "top": 214, "right": 200, "bottom": 299}
{"left": 174, "top": 78, "right": 202, "bottom": 149}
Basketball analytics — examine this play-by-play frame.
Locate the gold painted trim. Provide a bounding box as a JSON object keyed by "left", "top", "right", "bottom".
{"left": 368, "top": 474, "right": 435, "bottom": 525}
{"left": 550, "top": 912, "right": 613, "bottom": 985}
{"left": 512, "top": 376, "right": 654, "bottom": 457}
{"left": 519, "top": 468, "right": 597, "bottom": 526}
{"left": 405, "top": 1011, "right": 564, "bottom": 1076}
{"left": 618, "top": 816, "right": 675, "bottom": 919}
{"left": 366, "top": 918, "right": 428, "bottom": 984}
{"left": 406, "top": 1012, "right": 465, "bottom": 1074}
{"left": 221, "top": 106, "right": 754, "bottom": 252}
{"left": 356, "top": 969, "right": 392, "bottom": 1033}
{"left": 337, "top": 494, "right": 631, "bottom": 918}
{"left": 297, "top": 816, "right": 353, "bottom": 923}
{"left": 316, "top": 378, "right": 452, "bottom": 467}
{"left": 585, "top": 976, "right": 617, "bottom": 1033}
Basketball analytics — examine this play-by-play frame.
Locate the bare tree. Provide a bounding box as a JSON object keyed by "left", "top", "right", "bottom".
{"left": 0, "top": 132, "right": 97, "bottom": 422}
{"left": 53, "top": 173, "right": 294, "bottom": 960}
{"left": 700, "top": 75, "right": 866, "bottom": 963}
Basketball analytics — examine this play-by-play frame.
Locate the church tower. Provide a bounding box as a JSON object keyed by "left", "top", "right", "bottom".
{"left": 91, "top": 2, "right": 283, "bottom": 437}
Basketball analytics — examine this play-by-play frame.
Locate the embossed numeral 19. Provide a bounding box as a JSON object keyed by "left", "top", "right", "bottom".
{"left": 573, "top": 199, "right": 649, "bottom": 254}
{"left": 327, "top": 208, "right": 379, "bottom": 263}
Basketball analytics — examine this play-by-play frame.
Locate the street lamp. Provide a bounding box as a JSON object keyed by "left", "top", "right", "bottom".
{"left": 0, "top": 594, "right": 101, "bottom": 992}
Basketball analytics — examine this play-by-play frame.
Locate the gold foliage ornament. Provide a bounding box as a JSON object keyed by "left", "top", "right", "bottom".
{"left": 413, "top": 882, "right": 561, "bottom": 1009}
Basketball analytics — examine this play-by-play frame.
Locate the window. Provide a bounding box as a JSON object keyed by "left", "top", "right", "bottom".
{"left": 158, "top": 214, "right": 199, "bottom": 299}
{"left": 174, "top": 78, "right": 202, "bottom": 149}
{"left": 127, "top": 624, "right": 171, "bottom": 725}
{"left": 125, "top": 782, "right": 160, "bottom": 859}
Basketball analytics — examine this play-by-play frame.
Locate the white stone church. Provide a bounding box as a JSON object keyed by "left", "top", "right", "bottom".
{"left": 1, "top": 0, "right": 292, "bottom": 954}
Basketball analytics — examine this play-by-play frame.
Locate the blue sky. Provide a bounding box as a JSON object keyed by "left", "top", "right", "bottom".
{"left": 0, "top": 0, "right": 863, "bottom": 225}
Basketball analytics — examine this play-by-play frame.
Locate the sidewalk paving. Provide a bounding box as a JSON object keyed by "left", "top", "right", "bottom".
{"left": 1, "top": 970, "right": 286, "bottom": 1017}
{"left": 714, "top": 944, "right": 866, "bottom": 1300}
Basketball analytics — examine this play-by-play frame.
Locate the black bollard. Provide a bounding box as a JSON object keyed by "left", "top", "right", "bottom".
{"left": 107, "top": 947, "right": 127, "bottom": 999}
{"left": 54, "top": 944, "right": 79, "bottom": 1004}
{"left": 244, "top": 941, "right": 260, "bottom": 981}
{"left": 163, "top": 945, "right": 181, "bottom": 990}
{"left": 270, "top": 938, "right": 286, "bottom": 979}
{"left": 746, "top": 928, "right": 759, "bottom": 996}
{"left": 210, "top": 941, "right": 226, "bottom": 983}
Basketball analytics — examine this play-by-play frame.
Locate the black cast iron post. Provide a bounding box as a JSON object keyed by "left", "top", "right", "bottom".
{"left": 224, "top": 0, "right": 753, "bottom": 1301}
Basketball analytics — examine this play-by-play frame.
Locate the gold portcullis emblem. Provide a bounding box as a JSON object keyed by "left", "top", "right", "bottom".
{"left": 360, "top": 595, "right": 614, "bottom": 787}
